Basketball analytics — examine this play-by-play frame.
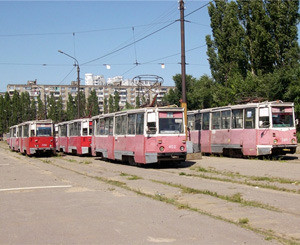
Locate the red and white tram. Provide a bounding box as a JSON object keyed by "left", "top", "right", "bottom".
{"left": 187, "top": 101, "right": 297, "bottom": 157}
{"left": 9, "top": 120, "right": 55, "bottom": 156}
{"left": 92, "top": 107, "right": 187, "bottom": 164}
{"left": 9, "top": 125, "right": 19, "bottom": 152}
{"left": 57, "top": 118, "right": 92, "bottom": 155}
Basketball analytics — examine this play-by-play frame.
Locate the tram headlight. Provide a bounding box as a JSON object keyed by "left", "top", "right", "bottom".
{"left": 159, "top": 146, "right": 165, "bottom": 152}
{"left": 180, "top": 146, "right": 185, "bottom": 151}
{"left": 291, "top": 138, "right": 296, "bottom": 144}
{"left": 273, "top": 139, "right": 278, "bottom": 144}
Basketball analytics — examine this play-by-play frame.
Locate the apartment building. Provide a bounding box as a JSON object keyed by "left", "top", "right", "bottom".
{"left": 6, "top": 77, "right": 174, "bottom": 113}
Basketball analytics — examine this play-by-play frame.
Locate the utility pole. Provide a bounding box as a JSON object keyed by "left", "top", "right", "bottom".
{"left": 58, "top": 50, "right": 80, "bottom": 119}
{"left": 180, "top": 0, "right": 188, "bottom": 138}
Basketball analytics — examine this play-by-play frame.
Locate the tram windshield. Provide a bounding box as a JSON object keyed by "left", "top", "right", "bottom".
{"left": 36, "top": 124, "right": 52, "bottom": 136}
{"left": 272, "top": 107, "right": 294, "bottom": 128}
{"left": 159, "top": 112, "right": 184, "bottom": 134}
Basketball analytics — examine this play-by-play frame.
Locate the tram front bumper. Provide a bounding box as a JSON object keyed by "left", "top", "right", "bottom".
{"left": 145, "top": 152, "right": 187, "bottom": 164}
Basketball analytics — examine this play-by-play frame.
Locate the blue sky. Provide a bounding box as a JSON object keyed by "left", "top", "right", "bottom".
{"left": 0, "top": 1, "right": 212, "bottom": 91}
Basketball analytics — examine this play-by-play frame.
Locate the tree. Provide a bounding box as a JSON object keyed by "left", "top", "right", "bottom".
{"left": 30, "top": 98, "right": 37, "bottom": 121}
{"left": 87, "top": 90, "right": 99, "bottom": 117}
{"left": 75, "top": 91, "right": 86, "bottom": 118}
{"left": 36, "top": 95, "right": 45, "bottom": 120}
{"left": 114, "top": 91, "right": 120, "bottom": 112}
{"left": 3, "top": 92, "right": 11, "bottom": 131}
{"left": 135, "top": 95, "right": 140, "bottom": 108}
{"left": 11, "top": 90, "right": 22, "bottom": 125}
{"left": 47, "top": 94, "right": 57, "bottom": 122}
{"left": 20, "top": 92, "right": 31, "bottom": 122}
{"left": 66, "top": 94, "right": 76, "bottom": 120}
{"left": 103, "top": 97, "right": 108, "bottom": 114}
{"left": 125, "top": 101, "right": 134, "bottom": 110}
{"left": 56, "top": 96, "right": 66, "bottom": 122}
{"left": 108, "top": 95, "right": 114, "bottom": 113}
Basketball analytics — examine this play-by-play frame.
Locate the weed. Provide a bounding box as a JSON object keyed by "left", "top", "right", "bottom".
{"left": 238, "top": 218, "right": 249, "bottom": 224}
{"left": 127, "top": 175, "right": 142, "bottom": 180}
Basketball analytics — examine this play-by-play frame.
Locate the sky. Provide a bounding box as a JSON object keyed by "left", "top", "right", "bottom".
{"left": 0, "top": 0, "right": 212, "bottom": 92}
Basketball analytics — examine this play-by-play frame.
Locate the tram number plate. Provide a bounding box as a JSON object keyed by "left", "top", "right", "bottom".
{"left": 283, "top": 149, "right": 290, "bottom": 152}
{"left": 169, "top": 145, "right": 176, "bottom": 149}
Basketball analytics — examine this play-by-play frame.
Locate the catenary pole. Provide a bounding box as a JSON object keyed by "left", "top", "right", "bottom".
{"left": 180, "top": 0, "right": 188, "bottom": 139}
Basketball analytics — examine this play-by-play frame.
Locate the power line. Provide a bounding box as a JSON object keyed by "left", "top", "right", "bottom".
{"left": 0, "top": 21, "right": 175, "bottom": 38}
{"left": 81, "top": 20, "right": 178, "bottom": 66}
{"left": 185, "top": 2, "right": 211, "bottom": 18}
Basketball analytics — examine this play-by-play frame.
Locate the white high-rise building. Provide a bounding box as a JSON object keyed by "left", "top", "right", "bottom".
{"left": 85, "top": 73, "right": 106, "bottom": 86}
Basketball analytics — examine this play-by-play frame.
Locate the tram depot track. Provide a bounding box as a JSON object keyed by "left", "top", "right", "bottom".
{"left": 1, "top": 141, "right": 300, "bottom": 245}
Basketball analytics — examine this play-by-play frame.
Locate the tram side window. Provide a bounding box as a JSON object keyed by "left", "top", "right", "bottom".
{"left": 244, "top": 108, "right": 255, "bottom": 129}
{"left": 195, "top": 113, "right": 201, "bottom": 130}
{"left": 221, "top": 110, "right": 230, "bottom": 129}
{"left": 99, "top": 119, "right": 105, "bottom": 135}
{"left": 23, "top": 125, "right": 29, "bottom": 138}
{"left": 128, "top": 114, "right": 136, "bottom": 135}
{"left": 136, "top": 113, "right": 144, "bottom": 135}
{"left": 188, "top": 115, "right": 195, "bottom": 130}
{"left": 60, "top": 125, "right": 67, "bottom": 137}
{"left": 212, "top": 112, "right": 221, "bottom": 129}
{"left": 259, "top": 108, "right": 270, "bottom": 128}
{"left": 17, "top": 126, "right": 22, "bottom": 137}
{"left": 115, "top": 116, "right": 121, "bottom": 135}
{"left": 104, "top": 118, "right": 110, "bottom": 135}
{"left": 202, "top": 113, "right": 210, "bottom": 130}
{"left": 232, "top": 109, "right": 243, "bottom": 129}
{"left": 121, "top": 115, "right": 127, "bottom": 135}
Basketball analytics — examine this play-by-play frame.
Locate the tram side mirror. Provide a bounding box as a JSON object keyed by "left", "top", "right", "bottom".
{"left": 296, "top": 119, "right": 299, "bottom": 126}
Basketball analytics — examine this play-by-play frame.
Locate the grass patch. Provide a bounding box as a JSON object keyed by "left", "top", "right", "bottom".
{"left": 153, "top": 180, "right": 279, "bottom": 212}
{"left": 120, "top": 172, "right": 143, "bottom": 180}
{"left": 41, "top": 159, "right": 52, "bottom": 164}
{"left": 185, "top": 167, "right": 300, "bottom": 194}
{"left": 80, "top": 160, "right": 92, "bottom": 165}
{"left": 238, "top": 218, "right": 249, "bottom": 224}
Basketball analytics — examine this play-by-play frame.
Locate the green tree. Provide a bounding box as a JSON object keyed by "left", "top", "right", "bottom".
{"left": 47, "top": 94, "right": 57, "bottom": 122}
{"left": 56, "top": 96, "right": 66, "bottom": 122}
{"left": 3, "top": 92, "right": 11, "bottom": 131}
{"left": 87, "top": 90, "right": 99, "bottom": 117}
{"left": 108, "top": 95, "right": 114, "bottom": 113}
{"left": 11, "top": 90, "right": 22, "bottom": 125}
{"left": 36, "top": 95, "right": 45, "bottom": 120}
{"left": 30, "top": 98, "right": 37, "bottom": 121}
{"left": 135, "top": 95, "right": 141, "bottom": 108}
{"left": 114, "top": 91, "right": 120, "bottom": 112}
{"left": 67, "top": 94, "right": 76, "bottom": 120}
{"left": 20, "top": 92, "right": 31, "bottom": 122}
{"left": 75, "top": 91, "right": 86, "bottom": 118}
{"left": 103, "top": 97, "right": 108, "bottom": 114}
{"left": 125, "top": 101, "right": 134, "bottom": 110}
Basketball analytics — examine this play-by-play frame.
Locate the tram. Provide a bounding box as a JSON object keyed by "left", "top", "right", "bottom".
{"left": 92, "top": 107, "right": 187, "bottom": 164}
{"left": 57, "top": 118, "right": 92, "bottom": 155}
{"left": 187, "top": 101, "right": 297, "bottom": 156}
{"left": 9, "top": 120, "right": 55, "bottom": 156}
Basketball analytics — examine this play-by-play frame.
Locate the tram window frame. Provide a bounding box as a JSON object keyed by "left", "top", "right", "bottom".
{"left": 244, "top": 108, "right": 256, "bottom": 129}
{"left": 60, "top": 124, "right": 67, "bottom": 137}
{"left": 120, "top": 115, "right": 127, "bottom": 135}
{"left": 188, "top": 115, "right": 195, "bottom": 131}
{"left": 23, "top": 125, "right": 29, "bottom": 138}
{"left": 99, "top": 119, "right": 105, "bottom": 135}
{"left": 136, "top": 113, "right": 144, "bottom": 135}
{"left": 212, "top": 112, "right": 221, "bottom": 129}
{"left": 104, "top": 118, "right": 110, "bottom": 135}
{"left": 221, "top": 110, "right": 231, "bottom": 129}
{"left": 108, "top": 117, "right": 114, "bottom": 135}
{"left": 195, "top": 113, "right": 201, "bottom": 130}
{"left": 232, "top": 109, "right": 243, "bottom": 129}
{"left": 128, "top": 114, "right": 136, "bottom": 135}
{"left": 202, "top": 112, "right": 210, "bottom": 130}
{"left": 259, "top": 107, "right": 270, "bottom": 128}
{"left": 115, "top": 116, "right": 122, "bottom": 135}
